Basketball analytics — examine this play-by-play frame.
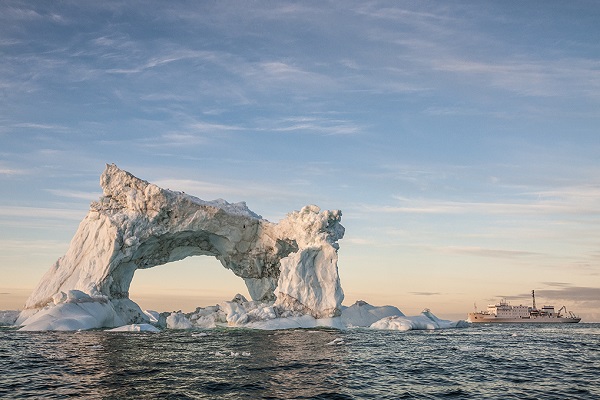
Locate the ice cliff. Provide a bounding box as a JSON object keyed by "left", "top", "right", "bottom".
{"left": 17, "top": 164, "right": 345, "bottom": 330}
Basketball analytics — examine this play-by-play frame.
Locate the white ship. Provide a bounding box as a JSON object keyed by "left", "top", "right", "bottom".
{"left": 468, "top": 290, "right": 581, "bottom": 323}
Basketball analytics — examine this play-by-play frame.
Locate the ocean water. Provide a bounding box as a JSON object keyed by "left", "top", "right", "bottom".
{"left": 1, "top": 324, "right": 598, "bottom": 399}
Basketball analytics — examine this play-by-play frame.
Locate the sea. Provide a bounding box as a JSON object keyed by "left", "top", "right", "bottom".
{"left": 1, "top": 323, "right": 598, "bottom": 399}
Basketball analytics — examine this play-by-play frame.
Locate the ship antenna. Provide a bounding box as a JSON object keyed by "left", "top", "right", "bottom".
{"left": 532, "top": 290, "right": 537, "bottom": 310}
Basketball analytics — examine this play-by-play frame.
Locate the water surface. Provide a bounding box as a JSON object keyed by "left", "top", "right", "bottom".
{"left": 1, "top": 324, "right": 598, "bottom": 399}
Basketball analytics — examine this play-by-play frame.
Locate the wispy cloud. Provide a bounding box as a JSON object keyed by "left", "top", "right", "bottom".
{"left": 0, "top": 168, "right": 28, "bottom": 176}
{"left": 0, "top": 5, "right": 45, "bottom": 21}
{"left": 352, "top": 2, "right": 600, "bottom": 101}
{"left": 264, "top": 116, "right": 361, "bottom": 136}
{"left": 105, "top": 49, "right": 222, "bottom": 75}
{"left": 343, "top": 237, "right": 376, "bottom": 246}
{"left": 410, "top": 291, "right": 442, "bottom": 296}
{"left": 45, "top": 189, "right": 101, "bottom": 201}
{"left": 188, "top": 121, "right": 246, "bottom": 133}
{"left": 514, "top": 284, "right": 600, "bottom": 308}
{"left": 355, "top": 3, "right": 456, "bottom": 24}
{"left": 433, "top": 57, "right": 600, "bottom": 98}
{"left": 0, "top": 239, "right": 68, "bottom": 251}
{"left": 437, "top": 246, "right": 541, "bottom": 259}
{"left": 12, "top": 123, "right": 69, "bottom": 131}
{"left": 253, "top": 61, "right": 336, "bottom": 89}
{"left": 355, "top": 184, "right": 600, "bottom": 216}
{"left": 0, "top": 206, "right": 86, "bottom": 221}
{"left": 155, "top": 133, "right": 208, "bottom": 147}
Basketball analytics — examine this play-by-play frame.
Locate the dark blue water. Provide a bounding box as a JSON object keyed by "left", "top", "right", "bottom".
{"left": 1, "top": 324, "right": 599, "bottom": 399}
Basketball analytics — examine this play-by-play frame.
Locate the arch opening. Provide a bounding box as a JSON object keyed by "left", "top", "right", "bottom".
{"left": 129, "top": 255, "right": 250, "bottom": 313}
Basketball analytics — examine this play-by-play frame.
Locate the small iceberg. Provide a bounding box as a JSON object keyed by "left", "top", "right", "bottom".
{"left": 370, "top": 309, "right": 469, "bottom": 331}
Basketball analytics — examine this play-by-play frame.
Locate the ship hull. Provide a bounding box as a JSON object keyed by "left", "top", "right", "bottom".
{"left": 468, "top": 313, "right": 581, "bottom": 323}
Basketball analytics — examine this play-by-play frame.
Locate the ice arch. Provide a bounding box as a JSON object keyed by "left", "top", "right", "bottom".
{"left": 21, "top": 164, "right": 344, "bottom": 325}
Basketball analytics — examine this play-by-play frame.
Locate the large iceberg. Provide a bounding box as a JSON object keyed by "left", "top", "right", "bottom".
{"left": 17, "top": 164, "right": 345, "bottom": 330}
{"left": 13, "top": 164, "right": 466, "bottom": 332}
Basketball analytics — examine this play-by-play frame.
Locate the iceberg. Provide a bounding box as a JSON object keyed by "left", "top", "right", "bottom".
{"left": 341, "top": 300, "right": 405, "bottom": 327}
{"left": 17, "top": 164, "right": 344, "bottom": 331}
{"left": 370, "top": 309, "right": 469, "bottom": 331}
{"left": 12, "top": 164, "right": 466, "bottom": 332}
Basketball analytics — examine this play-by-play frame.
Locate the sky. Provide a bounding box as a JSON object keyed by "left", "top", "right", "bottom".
{"left": 1, "top": 1, "right": 599, "bottom": 322}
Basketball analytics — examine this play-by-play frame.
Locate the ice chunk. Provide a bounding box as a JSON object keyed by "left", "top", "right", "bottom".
{"left": 166, "top": 312, "right": 193, "bottom": 329}
{"left": 108, "top": 323, "right": 160, "bottom": 332}
{"left": 370, "top": 309, "right": 468, "bottom": 331}
{"left": 341, "top": 300, "right": 404, "bottom": 327}
{"left": 144, "top": 310, "right": 160, "bottom": 323}
{"left": 18, "top": 300, "right": 126, "bottom": 331}
{"left": 0, "top": 310, "right": 20, "bottom": 326}
{"left": 220, "top": 301, "right": 249, "bottom": 326}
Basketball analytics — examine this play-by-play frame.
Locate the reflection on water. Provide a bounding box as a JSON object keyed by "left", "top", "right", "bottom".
{"left": 1, "top": 328, "right": 348, "bottom": 399}
{"left": 1, "top": 324, "right": 599, "bottom": 399}
{"left": 100, "top": 328, "right": 349, "bottom": 399}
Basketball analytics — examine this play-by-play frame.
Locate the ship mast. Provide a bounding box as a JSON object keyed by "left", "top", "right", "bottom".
{"left": 532, "top": 290, "right": 537, "bottom": 310}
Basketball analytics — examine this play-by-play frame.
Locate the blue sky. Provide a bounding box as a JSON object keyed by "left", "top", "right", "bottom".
{"left": 1, "top": 1, "right": 599, "bottom": 321}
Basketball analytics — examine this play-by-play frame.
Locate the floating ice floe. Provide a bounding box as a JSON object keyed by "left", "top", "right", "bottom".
{"left": 7, "top": 295, "right": 467, "bottom": 332}
{"left": 107, "top": 323, "right": 160, "bottom": 332}
{"left": 369, "top": 309, "right": 469, "bottom": 331}
{"left": 16, "top": 290, "right": 128, "bottom": 331}
{"left": 132, "top": 298, "right": 465, "bottom": 332}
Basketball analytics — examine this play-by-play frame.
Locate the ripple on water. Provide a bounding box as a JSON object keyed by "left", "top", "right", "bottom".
{"left": 0, "top": 324, "right": 599, "bottom": 399}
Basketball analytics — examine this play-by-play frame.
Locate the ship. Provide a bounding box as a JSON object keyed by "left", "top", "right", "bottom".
{"left": 468, "top": 290, "right": 581, "bottom": 323}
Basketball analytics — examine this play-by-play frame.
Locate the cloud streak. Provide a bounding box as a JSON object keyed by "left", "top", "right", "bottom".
{"left": 508, "top": 285, "right": 600, "bottom": 310}
{"left": 355, "top": 184, "right": 600, "bottom": 216}
{"left": 0, "top": 206, "right": 86, "bottom": 221}
{"left": 437, "top": 246, "right": 541, "bottom": 259}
